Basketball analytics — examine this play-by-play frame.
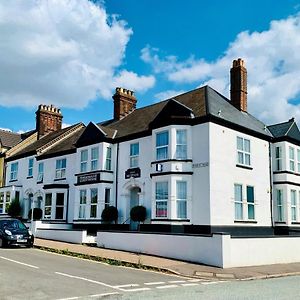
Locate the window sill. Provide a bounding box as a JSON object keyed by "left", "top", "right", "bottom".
{"left": 27, "top": 176, "right": 33, "bottom": 179}
{"left": 9, "top": 179, "right": 18, "bottom": 183}
{"left": 151, "top": 159, "right": 192, "bottom": 165}
{"left": 54, "top": 178, "right": 66, "bottom": 181}
{"left": 236, "top": 164, "right": 253, "bottom": 170}
{"left": 275, "top": 221, "right": 286, "bottom": 224}
{"left": 291, "top": 222, "right": 300, "bottom": 225}
{"left": 37, "top": 181, "right": 43, "bottom": 184}
{"left": 234, "top": 220, "right": 257, "bottom": 224}
{"left": 151, "top": 218, "right": 190, "bottom": 222}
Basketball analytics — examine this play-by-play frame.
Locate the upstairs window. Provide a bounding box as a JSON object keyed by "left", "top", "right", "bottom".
{"left": 28, "top": 158, "right": 34, "bottom": 177}
{"left": 55, "top": 158, "right": 66, "bottom": 179}
{"left": 275, "top": 146, "right": 282, "bottom": 171}
{"left": 10, "top": 162, "right": 18, "bottom": 181}
{"left": 37, "top": 162, "right": 44, "bottom": 182}
{"left": 105, "top": 147, "right": 112, "bottom": 170}
{"left": 156, "top": 131, "right": 169, "bottom": 160}
{"left": 80, "top": 150, "right": 88, "bottom": 173}
{"left": 91, "top": 147, "right": 99, "bottom": 171}
{"left": 130, "top": 143, "right": 139, "bottom": 168}
{"left": 237, "top": 137, "right": 251, "bottom": 166}
{"left": 297, "top": 150, "right": 300, "bottom": 173}
{"left": 176, "top": 129, "right": 187, "bottom": 159}
{"left": 289, "top": 147, "right": 295, "bottom": 171}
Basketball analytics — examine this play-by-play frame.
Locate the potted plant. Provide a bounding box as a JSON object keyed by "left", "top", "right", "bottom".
{"left": 7, "top": 198, "right": 21, "bottom": 218}
{"left": 101, "top": 206, "right": 118, "bottom": 224}
{"left": 130, "top": 205, "right": 147, "bottom": 230}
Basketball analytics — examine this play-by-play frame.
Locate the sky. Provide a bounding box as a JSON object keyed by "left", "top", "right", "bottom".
{"left": 1, "top": 0, "right": 300, "bottom": 132}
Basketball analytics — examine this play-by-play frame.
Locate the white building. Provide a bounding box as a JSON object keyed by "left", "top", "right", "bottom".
{"left": 1, "top": 58, "right": 299, "bottom": 238}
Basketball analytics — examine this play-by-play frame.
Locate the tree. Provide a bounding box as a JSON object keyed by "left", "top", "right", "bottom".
{"left": 130, "top": 205, "right": 147, "bottom": 223}
{"left": 28, "top": 208, "right": 43, "bottom": 220}
{"left": 101, "top": 206, "right": 118, "bottom": 223}
{"left": 7, "top": 198, "right": 21, "bottom": 218}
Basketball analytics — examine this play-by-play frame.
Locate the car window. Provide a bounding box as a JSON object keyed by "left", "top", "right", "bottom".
{"left": 0, "top": 220, "right": 26, "bottom": 230}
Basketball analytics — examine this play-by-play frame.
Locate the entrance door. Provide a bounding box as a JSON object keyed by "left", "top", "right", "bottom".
{"left": 130, "top": 187, "right": 141, "bottom": 229}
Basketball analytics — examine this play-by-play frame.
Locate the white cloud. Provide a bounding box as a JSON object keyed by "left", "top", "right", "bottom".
{"left": 141, "top": 14, "right": 300, "bottom": 124}
{"left": 0, "top": 127, "right": 12, "bottom": 132}
{"left": 154, "top": 89, "right": 187, "bottom": 103}
{"left": 0, "top": 0, "right": 154, "bottom": 109}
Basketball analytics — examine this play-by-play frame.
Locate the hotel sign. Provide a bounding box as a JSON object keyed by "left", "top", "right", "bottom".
{"left": 77, "top": 172, "right": 101, "bottom": 185}
{"left": 125, "top": 168, "right": 141, "bottom": 179}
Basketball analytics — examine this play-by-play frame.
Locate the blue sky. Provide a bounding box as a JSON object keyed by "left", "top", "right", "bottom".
{"left": 1, "top": 0, "right": 300, "bottom": 132}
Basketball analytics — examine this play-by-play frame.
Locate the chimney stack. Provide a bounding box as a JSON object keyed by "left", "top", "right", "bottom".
{"left": 113, "top": 87, "right": 137, "bottom": 120}
{"left": 36, "top": 104, "right": 63, "bottom": 139}
{"left": 230, "top": 58, "right": 247, "bottom": 112}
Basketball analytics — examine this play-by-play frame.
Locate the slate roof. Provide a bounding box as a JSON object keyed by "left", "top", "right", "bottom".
{"left": 0, "top": 130, "right": 22, "bottom": 148}
{"left": 101, "top": 85, "right": 271, "bottom": 139}
{"left": 268, "top": 118, "right": 300, "bottom": 142}
{"left": 8, "top": 124, "right": 83, "bottom": 160}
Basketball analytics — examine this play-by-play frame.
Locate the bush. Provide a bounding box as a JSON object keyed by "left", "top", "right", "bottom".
{"left": 130, "top": 205, "right": 147, "bottom": 223}
{"left": 101, "top": 206, "right": 118, "bottom": 223}
{"left": 7, "top": 198, "right": 21, "bottom": 218}
{"left": 28, "top": 208, "right": 43, "bottom": 220}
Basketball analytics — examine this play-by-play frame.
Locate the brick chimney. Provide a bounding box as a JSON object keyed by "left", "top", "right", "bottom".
{"left": 113, "top": 87, "right": 137, "bottom": 120}
{"left": 36, "top": 104, "right": 63, "bottom": 139}
{"left": 230, "top": 58, "right": 247, "bottom": 112}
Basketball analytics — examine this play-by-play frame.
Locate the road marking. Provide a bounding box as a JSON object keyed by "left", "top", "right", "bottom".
{"left": 188, "top": 279, "right": 203, "bottom": 282}
{"left": 201, "top": 281, "right": 219, "bottom": 285}
{"left": 168, "top": 280, "right": 186, "bottom": 283}
{"left": 181, "top": 283, "right": 199, "bottom": 287}
{"left": 120, "top": 287, "right": 151, "bottom": 292}
{"left": 0, "top": 256, "right": 39, "bottom": 269}
{"left": 90, "top": 292, "right": 120, "bottom": 298}
{"left": 144, "top": 281, "right": 166, "bottom": 285}
{"left": 55, "top": 272, "right": 120, "bottom": 291}
{"left": 114, "top": 283, "right": 140, "bottom": 288}
{"left": 156, "top": 284, "right": 178, "bottom": 289}
{"left": 57, "top": 297, "right": 79, "bottom": 300}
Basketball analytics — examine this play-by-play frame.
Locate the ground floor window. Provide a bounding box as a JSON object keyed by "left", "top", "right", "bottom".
{"left": 155, "top": 182, "right": 168, "bottom": 218}
{"left": 79, "top": 190, "right": 87, "bottom": 219}
{"left": 176, "top": 181, "right": 187, "bottom": 219}
{"left": 276, "top": 189, "right": 284, "bottom": 222}
{"left": 234, "top": 184, "right": 243, "bottom": 220}
{"left": 234, "top": 184, "right": 256, "bottom": 221}
{"left": 55, "top": 193, "right": 64, "bottom": 219}
{"left": 90, "top": 188, "right": 98, "bottom": 218}
{"left": 0, "top": 193, "right": 4, "bottom": 214}
{"left": 105, "top": 188, "right": 110, "bottom": 208}
{"left": 246, "top": 186, "right": 255, "bottom": 220}
{"left": 291, "top": 190, "right": 297, "bottom": 222}
{"left": 44, "top": 193, "right": 52, "bottom": 219}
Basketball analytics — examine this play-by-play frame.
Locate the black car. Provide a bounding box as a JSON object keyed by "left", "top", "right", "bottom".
{"left": 0, "top": 219, "right": 34, "bottom": 248}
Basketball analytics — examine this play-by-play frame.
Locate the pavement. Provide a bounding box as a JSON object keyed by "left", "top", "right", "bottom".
{"left": 34, "top": 238, "right": 300, "bottom": 281}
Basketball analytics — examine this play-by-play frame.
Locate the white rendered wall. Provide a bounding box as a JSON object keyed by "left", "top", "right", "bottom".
{"left": 97, "top": 231, "right": 226, "bottom": 267}
{"left": 209, "top": 123, "right": 272, "bottom": 226}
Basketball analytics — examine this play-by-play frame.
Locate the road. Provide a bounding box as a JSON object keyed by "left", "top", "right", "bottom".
{"left": 0, "top": 248, "right": 299, "bottom": 300}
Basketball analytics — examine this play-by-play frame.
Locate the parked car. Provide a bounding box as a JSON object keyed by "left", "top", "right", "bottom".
{"left": 0, "top": 219, "right": 34, "bottom": 248}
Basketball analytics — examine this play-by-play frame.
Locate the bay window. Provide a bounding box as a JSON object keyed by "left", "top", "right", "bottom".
{"left": 105, "top": 147, "right": 112, "bottom": 171}
{"left": 276, "top": 189, "right": 284, "bottom": 222}
{"left": 176, "top": 129, "right": 187, "bottom": 159}
{"left": 291, "top": 190, "right": 297, "bottom": 221}
{"left": 155, "top": 182, "right": 168, "bottom": 218}
{"left": 156, "top": 131, "right": 169, "bottom": 160}
{"left": 44, "top": 193, "right": 52, "bottom": 219}
{"left": 176, "top": 181, "right": 187, "bottom": 218}
{"left": 275, "top": 146, "right": 282, "bottom": 171}
{"left": 289, "top": 147, "right": 295, "bottom": 171}
{"left": 90, "top": 188, "right": 98, "bottom": 218}
{"left": 91, "top": 147, "right": 99, "bottom": 171}
{"left": 79, "top": 190, "right": 87, "bottom": 219}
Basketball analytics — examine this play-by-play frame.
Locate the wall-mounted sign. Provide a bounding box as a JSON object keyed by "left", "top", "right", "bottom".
{"left": 192, "top": 162, "right": 209, "bottom": 168}
{"left": 77, "top": 172, "right": 101, "bottom": 185}
{"left": 125, "top": 168, "right": 141, "bottom": 179}
{"left": 156, "top": 164, "right": 163, "bottom": 172}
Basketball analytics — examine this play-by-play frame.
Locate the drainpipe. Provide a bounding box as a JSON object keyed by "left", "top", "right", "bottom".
{"left": 115, "top": 143, "right": 119, "bottom": 210}
{"left": 268, "top": 142, "right": 274, "bottom": 229}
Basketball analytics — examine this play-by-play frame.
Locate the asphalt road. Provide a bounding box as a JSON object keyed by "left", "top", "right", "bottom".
{"left": 0, "top": 248, "right": 299, "bottom": 300}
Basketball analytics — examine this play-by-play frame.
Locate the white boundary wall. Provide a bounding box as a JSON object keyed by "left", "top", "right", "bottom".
{"left": 97, "top": 232, "right": 227, "bottom": 267}
{"left": 97, "top": 231, "right": 300, "bottom": 268}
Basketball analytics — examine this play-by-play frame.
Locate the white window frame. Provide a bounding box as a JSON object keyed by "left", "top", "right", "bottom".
{"left": 90, "top": 188, "right": 98, "bottom": 218}
{"left": 55, "top": 192, "right": 65, "bottom": 220}
{"left": 37, "top": 162, "right": 44, "bottom": 183}
{"left": 155, "top": 181, "right": 168, "bottom": 218}
{"left": 79, "top": 190, "right": 87, "bottom": 219}
{"left": 275, "top": 146, "right": 282, "bottom": 171}
{"left": 289, "top": 147, "right": 295, "bottom": 172}
{"left": 80, "top": 150, "right": 88, "bottom": 173}
{"left": 44, "top": 193, "right": 52, "bottom": 219}
{"left": 91, "top": 147, "right": 99, "bottom": 171}
{"left": 297, "top": 149, "right": 300, "bottom": 173}
{"left": 28, "top": 158, "right": 34, "bottom": 177}
{"left": 130, "top": 143, "right": 139, "bottom": 168}
{"left": 176, "top": 181, "right": 187, "bottom": 219}
{"left": 246, "top": 185, "right": 255, "bottom": 220}
{"left": 105, "top": 188, "right": 110, "bottom": 208}
{"left": 276, "top": 189, "right": 284, "bottom": 222}
{"left": 105, "top": 147, "right": 112, "bottom": 171}
{"left": 176, "top": 129, "right": 187, "bottom": 159}
{"left": 237, "top": 137, "right": 251, "bottom": 166}
{"left": 55, "top": 158, "right": 66, "bottom": 179}
{"left": 234, "top": 184, "right": 243, "bottom": 220}
{"left": 156, "top": 131, "right": 169, "bottom": 161}
{"left": 291, "top": 190, "right": 297, "bottom": 222}
{"left": 10, "top": 162, "right": 18, "bottom": 181}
